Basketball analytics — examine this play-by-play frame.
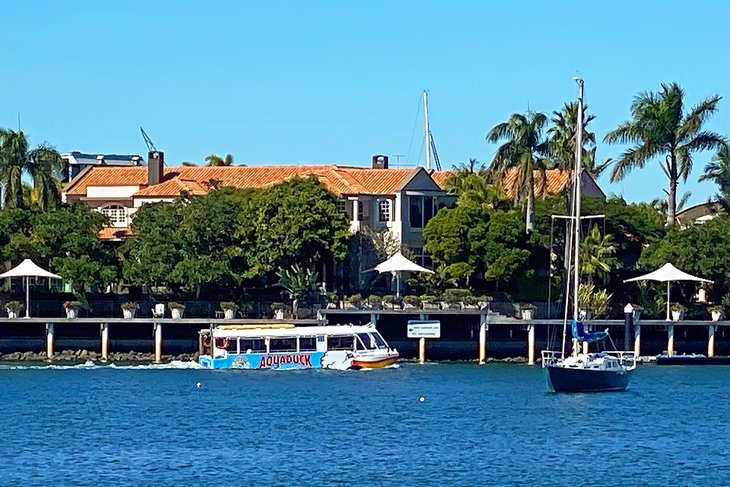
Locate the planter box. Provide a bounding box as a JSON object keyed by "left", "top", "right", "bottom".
{"left": 6, "top": 310, "right": 17, "bottom": 319}
{"left": 712, "top": 310, "right": 722, "bottom": 322}
{"left": 122, "top": 309, "right": 137, "bottom": 319}
{"left": 521, "top": 309, "right": 534, "bottom": 321}
{"left": 66, "top": 309, "right": 78, "bottom": 320}
{"left": 171, "top": 308, "right": 185, "bottom": 320}
{"left": 224, "top": 309, "right": 236, "bottom": 320}
{"left": 421, "top": 303, "right": 440, "bottom": 311}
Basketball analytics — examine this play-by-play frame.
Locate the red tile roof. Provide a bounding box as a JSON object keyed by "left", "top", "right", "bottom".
{"left": 431, "top": 168, "right": 574, "bottom": 198}
{"left": 65, "top": 165, "right": 423, "bottom": 198}
{"left": 99, "top": 227, "right": 133, "bottom": 240}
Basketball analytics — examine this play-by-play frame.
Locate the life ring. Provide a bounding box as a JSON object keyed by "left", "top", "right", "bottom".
{"left": 215, "top": 337, "right": 229, "bottom": 349}
{"left": 202, "top": 335, "right": 212, "bottom": 347}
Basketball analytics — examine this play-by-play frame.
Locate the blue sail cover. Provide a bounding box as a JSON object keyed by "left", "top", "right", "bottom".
{"left": 571, "top": 321, "right": 608, "bottom": 343}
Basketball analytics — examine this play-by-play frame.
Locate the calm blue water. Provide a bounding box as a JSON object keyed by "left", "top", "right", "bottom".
{"left": 1, "top": 362, "right": 729, "bottom": 486}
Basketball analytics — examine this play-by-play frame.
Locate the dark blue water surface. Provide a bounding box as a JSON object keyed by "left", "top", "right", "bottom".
{"left": 1, "top": 361, "right": 729, "bottom": 486}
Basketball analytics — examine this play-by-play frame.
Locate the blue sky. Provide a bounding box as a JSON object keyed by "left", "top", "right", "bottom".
{"left": 3, "top": 1, "right": 729, "bottom": 206}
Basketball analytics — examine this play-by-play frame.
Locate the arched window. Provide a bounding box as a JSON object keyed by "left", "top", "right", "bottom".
{"left": 378, "top": 199, "right": 391, "bottom": 222}
{"left": 99, "top": 204, "right": 127, "bottom": 225}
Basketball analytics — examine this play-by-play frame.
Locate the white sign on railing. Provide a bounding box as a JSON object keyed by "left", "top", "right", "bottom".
{"left": 407, "top": 320, "right": 441, "bottom": 339}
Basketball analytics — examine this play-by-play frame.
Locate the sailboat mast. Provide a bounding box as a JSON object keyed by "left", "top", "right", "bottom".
{"left": 572, "top": 78, "right": 584, "bottom": 323}
{"left": 423, "top": 89, "right": 431, "bottom": 170}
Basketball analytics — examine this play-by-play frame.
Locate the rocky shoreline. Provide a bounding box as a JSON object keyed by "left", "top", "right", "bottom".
{"left": 0, "top": 349, "right": 200, "bottom": 363}
{"left": 0, "top": 349, "right": 527, "bottom": 364}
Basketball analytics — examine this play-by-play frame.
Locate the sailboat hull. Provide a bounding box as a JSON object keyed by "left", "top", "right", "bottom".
{"left": 546, "top": 366, "right": 633, "bottom": 393}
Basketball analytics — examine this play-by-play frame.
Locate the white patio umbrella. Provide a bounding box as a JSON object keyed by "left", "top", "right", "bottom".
{"left": 0, "top": 259, "right": 62, "bottom": 318}
{"left": 373, "top": 252, "right": 434, "bottom": 297}
{"left": 624, "top": 263, "right": 712, "bottom": 321}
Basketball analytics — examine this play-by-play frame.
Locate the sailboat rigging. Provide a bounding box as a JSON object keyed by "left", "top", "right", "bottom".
{"left": 541, "top": 78, "right": 637, "bottom": 393}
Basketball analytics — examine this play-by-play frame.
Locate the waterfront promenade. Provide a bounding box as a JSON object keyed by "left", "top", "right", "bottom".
{"left": 1, "top": 311, "right": 728, "bottom": 363}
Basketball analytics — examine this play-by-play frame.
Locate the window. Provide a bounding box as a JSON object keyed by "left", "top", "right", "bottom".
{"left": 269, "top": 337, "right": 297, "bottom": 352}
{"left": 299, "top": 336, "right": 317, "bottom": 352}
{"left": 337, "top": 199, "right": 347, "bottom": 214}
{"left": 99, "top": 204, "right": 126, "bottom": 225}
{"left": 357, "top": 200, "right": 365, "bottom": 222}
{"left": 357, "top": 333, "right": 377, "bottom": 350}
{"left": 408, "top": 196, "right": 434, "bottom": 229}
{"left": 240, "top": 339, "right": 266, "bottom": 353}
{"left": 378, "top": 199, "right": 391, "bottom": 222}
{"left": 327, "top": 336, "right": 354, "bottom": 351}
{"left": 410, "top": 247, "right": 433, "bottom": 267}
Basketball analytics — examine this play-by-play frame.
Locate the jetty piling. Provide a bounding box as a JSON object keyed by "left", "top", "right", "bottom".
{"left": 708, "top": 324, "right": 716, "bottom": 357}
{"left": 478, "top": 319, "right": 487, "bottom": 365}
{"left": 100, "top": 323, "right": 109, "bottom": 361}
{"left": 527, "top": 323, "right": 535, "bottom": 365}
{"left": 153, "top": 322, "right": 163, "bottom": 363}
{"left": 667, "top": 324, "right": 675, "bottom": 356}
{"left": 45, "top": 323, "right": 54, "bottom": 359}
{"left": 634, "top": 323, "right": 641, "bottom": 357}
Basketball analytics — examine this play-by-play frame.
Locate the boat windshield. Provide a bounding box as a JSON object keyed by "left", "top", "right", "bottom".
{"left": 372, "top": 332, "right": 388, "bottom": 349}
{"left": 356, "top": 333, "right": 377, "bottom": 350}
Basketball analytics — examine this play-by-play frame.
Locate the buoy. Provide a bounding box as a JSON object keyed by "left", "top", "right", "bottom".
{"left": 196, "top": 382, "right": 202, "bottom": 389}
{"left": 419, "top": 395, "right": 425, "bottom": 402}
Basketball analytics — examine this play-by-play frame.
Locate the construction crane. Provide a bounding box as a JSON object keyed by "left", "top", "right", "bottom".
{"left": 140, "top": 127, "right": 157, "bottom": 153}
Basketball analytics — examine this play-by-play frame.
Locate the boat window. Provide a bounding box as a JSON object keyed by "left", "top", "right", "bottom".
{"left": 240, "top": 339, "right": 266, "bottom": 353}
{"left": 327, "top": 336, "right": 354, "bottom": 351}
{"left": 372, "top": 332, "right": 388, "bottom": 349}
{"left": 356, "top": 333, "right": 376, "bottom": 350}
{"left": 269, "top": 337, "right": 297, "bottom": 353}
{"left": 299, "top": 336, "right": 317, "bottom": 352}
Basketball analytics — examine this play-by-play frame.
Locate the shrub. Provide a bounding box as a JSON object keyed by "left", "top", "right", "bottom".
{"left": 671, "top": 303, "right": 685, "bottom": 312}
{"left": 403, "top": 295, "right": 420, "bottom": 307}
{"left": 367, "top": 295, "right": 382, "bottom": 306}
{"left": 420, "top": 295, "right": 438, "bottom": 303}
{"left": 220, "top": 301, "right": 239, "bottom": 311}
{"left": 121, "top": 301, "right": 139, "bottom": 311}
{"left": 519, "top": 303, "right": 537, "bottom": 311}
{"left": 346, "top": 294, "right": 363, "bottom": 305}
{"left": 270, "top": 302, "right": 285, "bottom": 311}
{"left": 63, "top": 301, "right": 82, "bottom": 311}
{"left": 168, "top": 302, "right": 186, "bottom": 310}
{"left": 443, "top": 288, "right": 471, "bottom": 303}
{"left": 5, "top": 301, "right": 23, "bottom": 313}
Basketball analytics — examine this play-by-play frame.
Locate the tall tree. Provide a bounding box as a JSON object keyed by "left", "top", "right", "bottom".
{"left": 548, "top": 101, "right": 611, "bottom": 177}
{"left": 604, "top": 82, "right": 727, "bottom": 226}
{"left": 205, "top": 153, "right": 236, "bottom": 166}
{"left": 699, "top": 147, "right": 730, "bottom": 204}
{"left": 0, "top": 129, "right": 63, "bottom": 210}
{"left": 486, "top": 112, "right": 549, "bottom": 233}
{"left": 580, "top": 224, "right": 618, "bottom": 285}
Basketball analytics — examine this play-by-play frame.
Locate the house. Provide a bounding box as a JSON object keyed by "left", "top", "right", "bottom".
{"left": 62, "top": 154, "right": 453, "bottom": 263}
{"left": 60, "top": 151, "right": 144, "bottom": 183}
{"left": 676, "top": 201, "right": 727, "bottom": 227}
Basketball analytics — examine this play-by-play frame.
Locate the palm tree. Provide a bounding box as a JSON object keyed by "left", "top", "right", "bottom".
{"left": 547, "top": 101, "right": 612, "bottom": 178}
{"left": 699, "top": 147, "right": 730, "bottom": 204}
{"left": 579, "top": 224, "right": 618, "bottom": 284}
{"left": 486, "top": 112, "right": 549, "bottom": 233}
{"left": 443, "top": 158, "right": 502, "bottom": 208}
{"left": 205, "top": 153, "right": 235, "bottom": 166}
{"left": 0, "top": 129, "right": 63, "bottom": 209}
{"left": 604, "top": 82, "right": 727, "bottom": 226}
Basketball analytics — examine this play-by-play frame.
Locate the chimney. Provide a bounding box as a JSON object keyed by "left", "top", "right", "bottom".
{"left": 148, "top": 151, "right": 164, "bottom": 186}
{"left": 372, "top": 154, "right": 389, "bottom": 169}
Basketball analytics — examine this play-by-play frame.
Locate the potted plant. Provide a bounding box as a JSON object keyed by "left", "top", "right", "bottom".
{"left": 168, "top": 301, "right": 186, "bottom": 319}
{"left": 220, "top": 301, "right": 239, "bottom": 320}
{"left": 271, "top": 302, "right": 285, "bottom": 319}
{"left": 344, "top": 294, "right": 362, "bottom": 310}
{"left": 402, "top": 295, "right": 420, "bottom": 310}
{"left": 63, "top": 301, "right": 82, "bottom": 319}
{"left": 443, "top": 288, "right": 470, "bottom": 310}
{"left": 366, "top": 295, "right": 382, "bottom": 310}
{"left": 382, "top": 295, "right": 399, "bottom": 310}
{"left": 121, "top": 301, "right": 139, "bottom": 319}
{"left": 325, "top": 292, "right": 340, "bottom": 309}
{"left": 5, "top": 300, "right": 22, "bottom": 319}
{"left": 420, "top": 295, "right": 440, "bottom": 310}
{"left": 709, "top": 304, "right": 723, "bottom": 322}
{"left": 477, "top": 295, "right": 493, "bottom": 310}
{"left": 671, "top": 303, "right": 685, "bottom": 322}
{"left": 520, "top": 303, "right": 537, "bottom": 321}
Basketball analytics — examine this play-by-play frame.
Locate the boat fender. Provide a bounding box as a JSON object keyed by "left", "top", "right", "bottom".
{"left": 202, "top": 335, "right": 212, "bottom": 347}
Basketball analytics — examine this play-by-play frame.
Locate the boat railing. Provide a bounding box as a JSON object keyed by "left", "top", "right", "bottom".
{"left": 541, "top": 350, "right": 562, "bottom": 368}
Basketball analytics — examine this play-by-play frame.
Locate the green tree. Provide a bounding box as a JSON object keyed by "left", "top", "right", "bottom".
{"left": 486, "top": 112, "right": 550, "bottom": 233}
{"left": 32, "top": 204, "right": 118, "bottom": 291}
{"left": 205, "top": 153, "right": 236, "bottom": 166}
{"left": 276, "top": 264, "right": 320, "bottom": 318}
{"left": 580, "top": 224, "right": 618, "bottom": 285}
{"left": 122, "top": 201, "right": 184, "bottom": 288}
{"left": 604, "top": 82, "right": 727, "bottom": 226}
{"left": 244, "top": 177, "right": 349, "bottom": 277}
{"left": 699, "top": 147, "right": 730, "bottom": 204}
{"left": 0, "top": 129, "right": 63, "bottom": 209}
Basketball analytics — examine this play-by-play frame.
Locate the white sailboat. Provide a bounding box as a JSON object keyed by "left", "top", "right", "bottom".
{"left": 541, "top": 78, "right": 636, "bottom": 393}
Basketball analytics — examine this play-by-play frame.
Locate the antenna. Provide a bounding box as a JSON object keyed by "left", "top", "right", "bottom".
{"left": 17, "top": 110, "right": 21, "bottom": 131}
{"left": 393, "top": 154, "right": 405, "bottom": 167}
{"left": 140, "top": 127, "right": 157, "bottom": 152}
